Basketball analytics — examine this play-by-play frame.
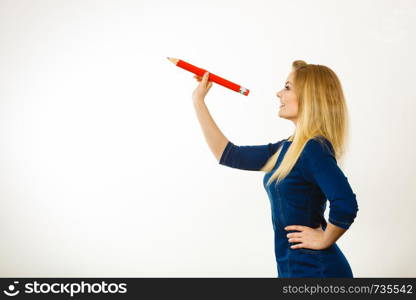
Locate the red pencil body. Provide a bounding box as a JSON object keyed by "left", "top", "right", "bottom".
{"left": 169, "top": 57, "right": 249, "bottom": 96}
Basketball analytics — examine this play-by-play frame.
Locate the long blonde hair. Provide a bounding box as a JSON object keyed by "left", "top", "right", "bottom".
{"left": 261, "top": 60, "right": 350, "bottom": 186}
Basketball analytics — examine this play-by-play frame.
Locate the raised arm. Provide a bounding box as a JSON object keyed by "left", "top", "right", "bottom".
{"left": 192, "top": 71, "right": 229, "bottom": 161}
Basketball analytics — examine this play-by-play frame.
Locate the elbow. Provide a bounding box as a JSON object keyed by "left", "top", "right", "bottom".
{"left": 328, "top": 197, "right": 359, "bottom": 230}
{"left": 218, "top": 140, "right": 233, "bottom": 165}
{"left": 328, "top": 213, "right": 357, "bottom": 230}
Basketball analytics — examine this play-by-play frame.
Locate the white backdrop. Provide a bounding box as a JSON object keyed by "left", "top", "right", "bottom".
{"left": 0, "top": 0, "right": 415, "bottom": 277}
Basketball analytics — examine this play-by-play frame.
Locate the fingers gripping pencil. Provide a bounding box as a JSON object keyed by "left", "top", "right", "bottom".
{"left": 167, "top": 57, "right": 250, "bottom": 96}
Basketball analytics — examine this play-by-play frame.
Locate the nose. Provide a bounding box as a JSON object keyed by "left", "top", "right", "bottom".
{"left": 276, "top": 91, "right": 281, "bottom": 98}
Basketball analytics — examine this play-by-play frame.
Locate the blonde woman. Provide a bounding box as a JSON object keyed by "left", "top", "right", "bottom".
{"left": 192, "top": 61, "right": 359, "bottom": 278}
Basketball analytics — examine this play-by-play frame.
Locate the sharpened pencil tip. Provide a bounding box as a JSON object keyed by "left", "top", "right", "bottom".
{"left": 167, "top": 57, "right": 178, "bottom": 65}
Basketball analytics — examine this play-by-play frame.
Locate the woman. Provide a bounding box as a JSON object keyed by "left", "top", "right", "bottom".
{"left": 191, "top": 60, "right": 359, "bottom": 278}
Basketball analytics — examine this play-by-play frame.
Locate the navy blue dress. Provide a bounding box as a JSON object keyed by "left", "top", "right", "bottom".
{"left": 219, "top": 136, "right": 359, "bottom": 278}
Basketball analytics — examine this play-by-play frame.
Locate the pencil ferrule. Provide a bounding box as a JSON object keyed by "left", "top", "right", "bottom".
{"left": 239, "top": 87, "right": 248, "bottom": 94}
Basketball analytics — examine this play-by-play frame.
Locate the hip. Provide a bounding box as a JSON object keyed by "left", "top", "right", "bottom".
{"left": 274, "top": 233, "right": 354, "bottom": 278}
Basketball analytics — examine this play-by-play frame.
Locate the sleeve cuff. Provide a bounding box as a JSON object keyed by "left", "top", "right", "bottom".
{"left": 219, "top": 141, "right": 233, "bottom": 165}
{"left": 328, "top": 218, "right": 353, "bottom": 230}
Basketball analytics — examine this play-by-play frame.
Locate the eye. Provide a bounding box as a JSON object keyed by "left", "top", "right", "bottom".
{"left": 285, "top": 85, "right": 289, "bottom": 90}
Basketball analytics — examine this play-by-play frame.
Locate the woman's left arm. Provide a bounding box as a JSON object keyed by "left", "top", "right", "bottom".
{"left": 301, "top": 139, "right": 359, "bottom": 230}
{"left": 285, "top": 138, "right": 359, "bottom": 250}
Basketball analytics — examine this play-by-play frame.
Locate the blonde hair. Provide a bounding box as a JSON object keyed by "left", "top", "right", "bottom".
{"left": 260, "top": 60, "right": 350, "bottom": 186}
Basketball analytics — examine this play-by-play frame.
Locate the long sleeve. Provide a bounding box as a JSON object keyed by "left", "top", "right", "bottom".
{"left": 219, "top": 140, "right": 284, "bottom": 171}
{"left": 300, "top": 138, "right": 359, "bottom": 229}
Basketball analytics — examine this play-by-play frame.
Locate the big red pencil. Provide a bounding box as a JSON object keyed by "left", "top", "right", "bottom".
{"left": 167, "top": 57, "right": 249, "bottom": 96}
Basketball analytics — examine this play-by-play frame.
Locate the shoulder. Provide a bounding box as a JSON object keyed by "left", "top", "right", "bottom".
{"left": 302, "top": 136, "right": 336, "bottom": 160}
{"left": 267, "top": 138, "right": 286, "bottom": 154}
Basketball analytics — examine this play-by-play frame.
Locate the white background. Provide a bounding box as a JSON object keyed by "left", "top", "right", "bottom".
{"left": 0, "top": 0, "right": 415, "bottom": 277}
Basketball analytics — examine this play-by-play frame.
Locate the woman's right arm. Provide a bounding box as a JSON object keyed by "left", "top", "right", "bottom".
{"left": 192, "top": 71, "right": 228, "bottom": 162}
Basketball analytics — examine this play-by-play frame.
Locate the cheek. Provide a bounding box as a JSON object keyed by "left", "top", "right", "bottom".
{"left": 285, "top": 101, "right": 298, "bottom": 113}
{"left": 288, "top": 95, "right": 298, "bottom": 109}
{"left": 290, "top": 101, "right": 298, "bottom": 109}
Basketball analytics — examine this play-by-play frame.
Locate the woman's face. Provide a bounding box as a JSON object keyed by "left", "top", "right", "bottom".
{"left": 276, "top": 71, "right": 298, "bottom": 125}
